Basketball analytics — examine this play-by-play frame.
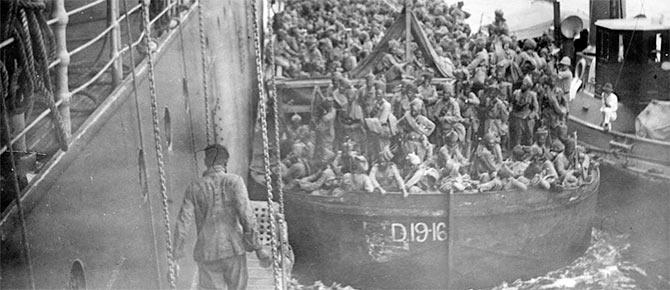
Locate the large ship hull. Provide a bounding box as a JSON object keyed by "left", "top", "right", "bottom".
{"left": 285, "top": 169, "right": 599, "bottom": 289}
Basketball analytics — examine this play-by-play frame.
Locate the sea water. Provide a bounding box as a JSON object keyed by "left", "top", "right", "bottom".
{"left": 290, "top": 228, "right": 670, "bottom": 290}
{"left": 491, "top": 228, "right": 670, "bottom": 290}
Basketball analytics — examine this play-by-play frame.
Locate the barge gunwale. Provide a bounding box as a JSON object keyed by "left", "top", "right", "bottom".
{"left": 285, "top": 167, "right": 599, "bottom": 218}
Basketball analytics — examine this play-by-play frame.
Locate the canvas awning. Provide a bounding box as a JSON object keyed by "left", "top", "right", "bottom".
{"left": 636, "top": 100, "right": 670, "bottom": 141}
{"left": 350, "top": 8, "right": 452, "bottom": 78}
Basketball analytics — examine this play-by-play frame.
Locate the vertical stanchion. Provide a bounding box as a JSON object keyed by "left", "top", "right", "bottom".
{"left": 1, "top": 98, "right": 35, "bottom": 290}
{"left": 51, "top": 0, "right": 71, "bottom": 137}
{"left": 446, "top": 188, "right": 452, "bottom": 289}
{"left": 404, "top": 0, "right": 411, "bottom": 62}
{"left": 9, "top": 114, "right": 27, "bottom": 151}
{"left": 108, "top": 0, "right": 123, "bottom": 86}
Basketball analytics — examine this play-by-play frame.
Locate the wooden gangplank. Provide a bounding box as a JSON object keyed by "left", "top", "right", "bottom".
{"left": 188, "top": 201, "right": 283, "bottom": 289}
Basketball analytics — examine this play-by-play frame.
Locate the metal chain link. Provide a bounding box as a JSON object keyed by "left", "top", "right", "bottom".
{"left": 197, "top": 0, "right": 212, "bottom": 144}
{"left": 249, "top": 0, "right": 282, "bottom": 289}
{"left": 140, "top": 0, "right": 176, "bottom": 288}
{"left": 264, "top": 6, "right": 288, "bottom": 290}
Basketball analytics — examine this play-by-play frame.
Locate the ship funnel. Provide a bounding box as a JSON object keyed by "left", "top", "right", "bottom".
{"left": 561, "top": 15, "right": 584, "bottom": 39}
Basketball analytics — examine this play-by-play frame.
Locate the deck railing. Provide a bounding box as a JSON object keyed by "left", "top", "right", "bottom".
{"left": 0, "top": 0, "right": 191, "bottom": 157}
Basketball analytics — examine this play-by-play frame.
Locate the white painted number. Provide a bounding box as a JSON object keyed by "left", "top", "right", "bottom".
{"left": 390, "top": 222, "right": 447, "bottom": 242}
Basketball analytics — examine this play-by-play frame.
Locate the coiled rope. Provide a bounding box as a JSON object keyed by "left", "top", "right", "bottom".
{"left": 139, "top": 0, "right": 176, "bottom": 288}
{"left": 249, "top": 0, "right": 283, "bottom": 288}
{"left": 1, "top": 0, "right": 69, "bottom": 151}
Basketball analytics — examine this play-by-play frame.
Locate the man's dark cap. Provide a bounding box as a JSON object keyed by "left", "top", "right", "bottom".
{"left": 200, "top": 144, "right": 230, "bottom": 160}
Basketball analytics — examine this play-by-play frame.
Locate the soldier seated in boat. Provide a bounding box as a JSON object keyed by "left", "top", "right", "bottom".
{"left": 436, "top": 88, "right": 466, "bottom": 148}
{"left": 283, "top": 113, "right": 307, "bottom": 143}
{"left": 358, "top": 73, "right": 377, "bottom": 116}
{"left": 299, "top": 164, "right": 341, "bottom": 197}
{"left": 573, "top": 146, "right": 593, "bottom": 183}
{"left": 550, "top": 139, "right": 579, "bottom": 188}
{"left": 532, "top": 127, "right": 553, "bottom": 158}
{"left": 438, "top": 131, "right": 468, "bottom": 172}
{"left": 392, "top": 80, "right": 416, "bottom": 118}
{"left": 472, "top": 133, "right": 518, "bottom": 191}
{"left": 341, "top": 155, "right": 374, "bottom": 193}
{"left": 279, "top": 142, "right": 312, "bottom": 187}
{"left": 404, "top": 153, "right": 441, "bottom": 194}
{"left": 398, "top": 98, "right": 436, "bottom": 162}
{"left": 417, "top": 69, "right": 438, "bottom": 106}
{"left": 369, "top": 146, "right": 408, "bottom": 197}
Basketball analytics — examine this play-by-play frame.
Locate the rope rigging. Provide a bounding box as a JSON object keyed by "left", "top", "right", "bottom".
{"left": 0, "top": 60, "right": 36, "bottom": 290}
{"left": 139, "top": 0, "right": 176, "bottom": 288}
{"left": 121, "top": 0, "right": 162, "bottom": 287}
{"left": 0, "top": 0, "right": 69, "bottom": 151}
{"left": 250, "top": 0, "right": 285, "bottom": 288}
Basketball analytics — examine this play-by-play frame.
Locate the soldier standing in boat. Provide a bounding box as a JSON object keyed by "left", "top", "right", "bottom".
{"left": 173, "top": 144, "right": 271, "bottom": 290}
{"left": 510, "top": 76, "right": 539, "bottom": 147}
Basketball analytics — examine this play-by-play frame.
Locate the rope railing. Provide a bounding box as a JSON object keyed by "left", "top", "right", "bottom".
{"left": 68, "top": 23, "right": 116, "bottom": 57}
{"left": 0, "top": 0, "right": 187, "bottom": 156}
{"left": 70, "top": 56, "right": 118, "bottom": 96}
{"left": 0, "top": 38, "right": 15, "bottom": 50}
{"left": 65, "top": 0, "right": 106, "bottom": 18}
{"left": 149, "top": 1, "right": 177, "bottom": 27}
{"left": 0, "top": 99, "right": 65, "bottom": 156}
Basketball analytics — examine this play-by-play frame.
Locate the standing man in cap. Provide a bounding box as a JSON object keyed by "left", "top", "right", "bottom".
{"left": 510, "top": 76, "right": 540, "bottom": 147}
{"left": 556, "top": 57, "right": 573, "bottom": 98}
{"left": 488, "top": 9, "right": 509, "bottom": 37}
{"left": 173, "top": 144, "right": 271, "bottom": 290}
{"left": 599, "top": 83, "right": 618, "bottom": 131}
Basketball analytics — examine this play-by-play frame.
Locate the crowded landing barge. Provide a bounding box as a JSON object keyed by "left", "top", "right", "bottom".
{"left": 4, "top": 0, "right": 670, "bottom": 289}
{"left": 284, "top": 174, "right": 599, "bottom": 289}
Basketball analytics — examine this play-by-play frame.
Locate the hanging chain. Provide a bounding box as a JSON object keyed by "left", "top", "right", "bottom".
{"left": 140, "top": 0, "right": 176, "bottom": 288}
{"left": 197, "top": 0, "right": 212, "bottom": 144}
{"left": 265, "top": 6, "right": 288, "bottom": 290}
{"left": 249, "top": 0, "right": 282, "bottom": 289}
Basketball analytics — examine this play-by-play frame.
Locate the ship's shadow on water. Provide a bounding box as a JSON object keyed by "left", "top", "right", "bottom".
{"left": 288, "top": 228, "right": 670, "bottom": 290}
{"left": 491, "top": 228, "right": 670, "bottom": 290}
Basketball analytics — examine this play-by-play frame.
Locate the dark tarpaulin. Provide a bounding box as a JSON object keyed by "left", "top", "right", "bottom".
{"left": 350, "top": 9, "right": 452, "bottom": 78}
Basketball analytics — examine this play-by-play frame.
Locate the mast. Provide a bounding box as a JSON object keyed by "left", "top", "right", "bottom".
{"left": 405, "top": 0, "right": 412, "bottom": 62}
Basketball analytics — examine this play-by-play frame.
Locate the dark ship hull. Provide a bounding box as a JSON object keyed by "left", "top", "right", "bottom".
{"left": 285, "top": 169, "right": 599, "bottom": 289}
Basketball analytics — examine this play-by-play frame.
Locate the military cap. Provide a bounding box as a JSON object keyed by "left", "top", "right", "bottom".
{"left": 559, "top": 56, "right": 571, "bottom": 66}
{"left": 202, "top": 143, "right": 230, "bottom": 161}
{"left": 602, "top": 82, "right": 614, "bottom": 93}
{"left": 551, "top": 139, "right": 565, "bottom": 152}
